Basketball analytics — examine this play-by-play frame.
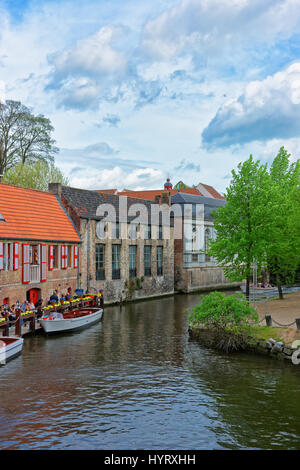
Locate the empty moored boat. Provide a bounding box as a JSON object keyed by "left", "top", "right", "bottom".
{"left": 39, "top": 307, "right": 103, "bottom": 334}
{"left": 0, "top": 336, "right": 24, "bottom": 365}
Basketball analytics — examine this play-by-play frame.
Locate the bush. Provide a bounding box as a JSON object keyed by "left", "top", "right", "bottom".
{"left": 189, "top": 291, "right": 258, "bottom": 329}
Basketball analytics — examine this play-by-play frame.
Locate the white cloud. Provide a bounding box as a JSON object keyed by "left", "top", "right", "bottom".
{"left": 49, "top": 26, "right": 127, "bottom": 81}
{"left": 141, "top": 0, "right": 300, "bottom": 61}
{"left": 202, "top": 62, "right": 300, "bottom": 147}
{"left": 69, "top": 166, "right": 165, "bottom": 190}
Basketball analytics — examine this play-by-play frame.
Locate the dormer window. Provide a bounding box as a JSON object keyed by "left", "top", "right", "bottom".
{"left": 0, "top": 212, "right": 5, "bottom": 222}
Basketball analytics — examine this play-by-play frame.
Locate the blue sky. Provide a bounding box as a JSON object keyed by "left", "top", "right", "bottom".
{"left": 1, "top": 0, "right": 300, "bottom": 192}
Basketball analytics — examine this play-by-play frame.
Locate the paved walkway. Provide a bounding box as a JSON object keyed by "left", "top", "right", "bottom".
{"left": 253, "top": 291, "right": 300, "bottom": 329}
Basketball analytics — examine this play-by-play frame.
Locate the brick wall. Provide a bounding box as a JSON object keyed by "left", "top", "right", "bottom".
{"left": 0, "top": 239, "right": 79, "bottom": 305}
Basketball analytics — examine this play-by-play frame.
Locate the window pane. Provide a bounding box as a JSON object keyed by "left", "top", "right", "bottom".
{"left": 157, "top": 246, "right": 163, "bottom": 276}
{"left": 96, "top": 244, "right": 105, "bottom": 280}
{"left": 112, "top": 244, "right": 120, "bottom": 279}
{"left": 144, "top": 245, "right": 151, "bottom": 276}
{"left": 129, "top": 245, "right": 137, "bottom": 278}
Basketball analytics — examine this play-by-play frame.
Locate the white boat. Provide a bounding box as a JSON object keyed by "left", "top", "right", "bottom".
{"left": 240, "top": 285, "right": 277, "bottom": 293}
{"left": 0, "top": 336, "right": 24, "bottom": 365}
{"left": 39, "top": 307, "right": 103, "bottom": 334}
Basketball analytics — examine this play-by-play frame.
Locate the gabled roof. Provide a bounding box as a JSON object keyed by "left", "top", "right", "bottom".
{"left": 0, "top": 184, "right": 81, "bottom": 242}
{"left": 61, "top": 185, "right": 168, "bottom": 224}
{"left": 196, "top": 183, "right": 226, "bottom": 200}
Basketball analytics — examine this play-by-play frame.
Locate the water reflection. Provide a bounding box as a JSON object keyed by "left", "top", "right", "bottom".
{"left": 0, "top": 292, "right": 300, "bottom": 449}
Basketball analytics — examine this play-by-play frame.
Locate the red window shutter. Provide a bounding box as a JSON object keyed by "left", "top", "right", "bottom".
{"left": 65, "top": 245, "right": 68, "bottom": 269}
{"left": 41, "top": 244, "right": 47, "bottom": 282}
{"left": 60, "top": 245, "right": 64, "bottom": 269}
{"left": 61, "top": 245, "right": 67, "bottom": 269}
{"left": 22, "top": 244, "right": 30, "bottom": 284}
{"left": 0, "top": 242, "right": 4, "bottom": 271}
{"left": 14, "top": 242, "right": 19, "bottom": 270}
{"left": 74, "top": 245, "right": 79, "bottom": 269}
{"left": 49, "top": 245, "right": 54, "bottom": 271}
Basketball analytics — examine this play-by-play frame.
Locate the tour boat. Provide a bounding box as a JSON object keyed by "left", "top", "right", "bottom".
{"left": 0, "top": 336, "right": 24, "bottom": 365}
{"left": 240, "top": 285, "right": 277, "bottom": 293}
{"left": 39, "top": 307, "right": 103, "bottom": 334}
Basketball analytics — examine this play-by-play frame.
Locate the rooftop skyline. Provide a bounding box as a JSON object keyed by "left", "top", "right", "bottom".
{"left": 1, "top": 0, "right": 300, "bottom": 192}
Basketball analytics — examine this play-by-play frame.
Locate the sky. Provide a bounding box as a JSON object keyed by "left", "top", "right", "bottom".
{"left": 1, "top": 0, "right": 300, "bottom": 193}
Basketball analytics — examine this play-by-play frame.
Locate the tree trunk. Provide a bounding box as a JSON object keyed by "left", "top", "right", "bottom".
{"left": 276, "top": 273, "right": 283, "bottom": 299}
{"left": 246, "top": 274, "right": 250, "bottom": 302}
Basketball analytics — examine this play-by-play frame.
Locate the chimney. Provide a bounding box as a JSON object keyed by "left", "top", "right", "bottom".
{"left": 161, "top": 191, "right": 171, "bottom": 206}
{"left": 155, "top": 194, "right": 162, "bottom": 205}
{"left": 48, "top": 182, "right": 62, "bottom": 199}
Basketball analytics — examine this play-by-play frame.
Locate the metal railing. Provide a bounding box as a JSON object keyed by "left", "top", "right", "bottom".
{"left": 30, "top": 265, "right": 40, "bottom": 283}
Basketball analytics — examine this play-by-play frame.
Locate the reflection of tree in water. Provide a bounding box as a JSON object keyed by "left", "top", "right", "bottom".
{"left": 187, "top": 338, "right": 300, "bottom": 449}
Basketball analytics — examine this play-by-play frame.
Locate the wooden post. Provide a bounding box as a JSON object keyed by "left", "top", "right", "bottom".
{"left": 15, "top": 309, "right": 21, "bottom": 337}
{"left": 265, "top": 314, "right": 272, "bottom": 327}
{"left": 296, "top": 318, "right": 300, "bottom": 331}
{"left": 30, "top": 315, "right": 35, "bottom": 335}
{"left": 3, "top": 312, "right": 9, "bottom": 336}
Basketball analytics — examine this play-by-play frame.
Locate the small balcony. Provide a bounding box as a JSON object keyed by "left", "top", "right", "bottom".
{"left": 30, "top": 265, "right": 40, "bottom": 283}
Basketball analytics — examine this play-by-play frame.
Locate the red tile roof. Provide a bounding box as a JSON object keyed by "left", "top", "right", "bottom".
{"left": 117, "top": 188, "right": 202, "bottom": 201}
{"left": 95, "top": 189, "right": 118, "bottom": 195}
{"left": 0, "top": 184, "right": 80, "bottom": 242}
{"left": 118, "top": 185, "right": 225, "bottom": 201}
{"left": 198, "top": 183, "right": 226, "bottom": 200}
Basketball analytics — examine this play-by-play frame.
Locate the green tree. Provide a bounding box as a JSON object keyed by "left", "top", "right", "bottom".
{"left": 265, "top": 147, "right": 300, "bottom": 299}
{"left": 208, "top": 156, "right": 270, "bottom": 299}
{"left": 0, "top": 100, "right": 58, "bottom": 174}
{"left": 3, "top": 160, "right": 69, "bottom": 191}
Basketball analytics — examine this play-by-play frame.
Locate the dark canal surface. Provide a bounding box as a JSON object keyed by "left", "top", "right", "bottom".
{"left": 1, "top": 292, "right": 300, "bottom": 450}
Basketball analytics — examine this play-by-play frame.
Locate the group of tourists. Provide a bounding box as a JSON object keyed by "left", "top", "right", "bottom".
{"left": 0, "top": 288, "right": 73, "bottom": 322}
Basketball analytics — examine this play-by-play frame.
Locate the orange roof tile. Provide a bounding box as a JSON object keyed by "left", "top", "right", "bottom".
{"left": 118, "top": 188, "right": 202, "bottom": 201}
{"left": 95, "top": 189, "right": 118, "bottom": 195}
{"left": 198, "top": 183, "right": 226, "bottom": 200}
{"left": 0, "top": 184, "right": 80, "bottom": 242}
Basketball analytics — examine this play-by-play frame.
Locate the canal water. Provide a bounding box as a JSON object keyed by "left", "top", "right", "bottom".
{"left": 1, "top": 292, "right": 300, "bottom": 450}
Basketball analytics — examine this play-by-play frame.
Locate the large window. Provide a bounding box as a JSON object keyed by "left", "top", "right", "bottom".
{"left": 112, "top": 244, "right": 120, "bottom": 279}
{"left": 129, "top": 245, "right": 137, "bottom": 278}
{"left": 147, "top": 224, "right": 151, "bottom": 240}
{"left": 53, "top": 245, "right": 58, "bottom": 269}
{"left": 144, "top": 246, "right": 151, "bottom": 277}
{"left": 205, "top": 228, "right": 211, "bottom": 262}
{"left": 158, "top": 225, "right": 163, "bottom": 240}
{"left": 96, "top": 244, "right": 105, "bottom": 280}
{"left": 157, "top": 246, "right": 163, "bottom": 276}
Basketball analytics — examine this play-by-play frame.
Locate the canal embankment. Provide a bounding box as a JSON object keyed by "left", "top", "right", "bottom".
{"left": 188, "top": 290, "right": 300, "bottom": 365}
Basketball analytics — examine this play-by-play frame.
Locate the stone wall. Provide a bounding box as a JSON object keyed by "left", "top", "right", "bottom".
{"left": 78, "top": 219, "right": 174, "bottom": 304}
{"left": 188, "top": 326, "right": 300, "bottom": 365}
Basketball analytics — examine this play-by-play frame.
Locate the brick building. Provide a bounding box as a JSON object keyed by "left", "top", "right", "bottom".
{"left": 0, "top": 184, "right": 81, "bottom": 306}
{"left": 49, "top": 183, "right": 174, "bottom": 304}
